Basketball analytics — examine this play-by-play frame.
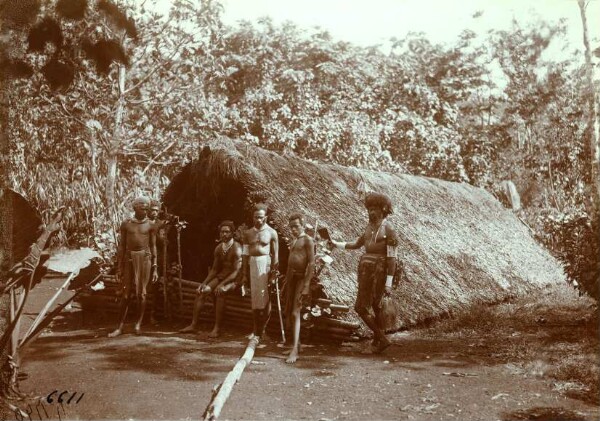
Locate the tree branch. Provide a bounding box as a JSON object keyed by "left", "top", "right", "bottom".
{"left": 124, "top": 30, "right": 201, "bottom": 95}
{"left": 142, "top": 139, "right": 178, "bottom": 174}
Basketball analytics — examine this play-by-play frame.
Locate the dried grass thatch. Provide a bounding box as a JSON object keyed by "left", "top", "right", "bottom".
{"left": 164, "top": 138, "right": 565, "bottom": 330}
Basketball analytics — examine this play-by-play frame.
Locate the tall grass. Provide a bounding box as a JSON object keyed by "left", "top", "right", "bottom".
{"left": 9, "top": 162, "right": 170, "bottom": 260}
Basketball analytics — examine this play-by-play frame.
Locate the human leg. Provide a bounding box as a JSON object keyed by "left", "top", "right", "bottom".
{"left": 209, "top": 291, "right": 226, "bottom": 338}
{"left": 355, "top": 256, "right": 390, "bottom": 351}
{"left": 133, "top": 251, "right": 152, "bottom": 334}
{"left": 180, "top": 278, "right": 218, "bottom": 332}
{"left": 249, "top": 255, "right": 271, "bottom": 339}
{"left": 109, "top": 261, "right": 132, "bottom": 337}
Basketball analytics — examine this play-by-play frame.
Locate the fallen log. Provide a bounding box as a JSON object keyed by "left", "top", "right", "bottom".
{"left": 314, "top": 317, "right": 359, "bottom": 330}
{"left": 202, "top": 337, "right": 259, "bottom": 421}
{"left": 329, "top": 304, "right": 350, "bottom": 313}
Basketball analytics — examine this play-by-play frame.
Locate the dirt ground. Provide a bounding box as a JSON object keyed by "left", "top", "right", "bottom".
{"left": 15, "top": 278, "right": 600, "bottom": 421}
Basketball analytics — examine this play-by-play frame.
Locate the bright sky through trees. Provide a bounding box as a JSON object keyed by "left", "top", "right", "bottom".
{"left": 218, "top": 0, "right": 599, "bottom": 52}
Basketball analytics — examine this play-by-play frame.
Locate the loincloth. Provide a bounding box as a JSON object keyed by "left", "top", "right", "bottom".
{"left": 282, "top": 270, "right": 306, "bottom": 320}
{"left": 249, "top": 255, "right": 271, "bottom": 310}
{"left": 355, "top": 253, "right": 386, "bottom": 315}
{"left": 122, "top": 249, "right": 152, "bottom": 298}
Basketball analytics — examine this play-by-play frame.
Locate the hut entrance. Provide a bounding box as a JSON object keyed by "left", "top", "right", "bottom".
{"left": 170, "top": 178, "right": 289, "bottom": 283}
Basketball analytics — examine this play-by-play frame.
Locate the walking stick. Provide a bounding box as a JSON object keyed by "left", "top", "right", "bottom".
{"left": 272, "top": 270, "right": 286, "bottom": 343}
{"left": 175, "top": 220, "right": 184, "bottom": 313}
{"left": 162, "top": 225, "right": 170, "bottom": 320}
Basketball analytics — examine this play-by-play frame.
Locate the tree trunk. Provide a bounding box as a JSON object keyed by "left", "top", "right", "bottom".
{"left": 578, "top": 0, "right": 600, "bottom": 213}
{"left": 106, "top": 65, "right": 127, "bottom": 211}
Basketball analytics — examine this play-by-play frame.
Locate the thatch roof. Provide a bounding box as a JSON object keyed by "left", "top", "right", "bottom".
{"left": 164, "top": 138, "right": 565, "bottom": 330}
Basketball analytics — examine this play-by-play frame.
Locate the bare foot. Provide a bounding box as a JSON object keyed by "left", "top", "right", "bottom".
{"left": 208, "top": 328, "right": 220, "bottom": 338}
{"left": 285, "top": 349, "right": 299, "bottom": 364}
{"left": 282, "top": 344, "right": 302, "bottom": 355}
{"left": 108, "top": 329, "right": 122, "bottom": 338}
{"left": 246, "top": 333, "right": 256, "bottom": 340}
{"left": 179, "top": 325, "right": 197, "bottom": 333}
{"left": 134, "top": 324, "right": 142, "bottom": 335}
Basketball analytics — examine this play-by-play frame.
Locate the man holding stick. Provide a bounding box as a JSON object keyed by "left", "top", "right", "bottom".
{"left": 241, "top": 203, "right": 279, "bottom": 341}
{"left": 283, "top": 213, "right": 315, "bottom": 363}
{"left": 109, "top": 196, "right": 158, "bottom": 337}
{"left": 180, "top": 221, "right": 242, "bottom": 337}
{"left": 331, "top": 193, "right": 399, "bottom": 353}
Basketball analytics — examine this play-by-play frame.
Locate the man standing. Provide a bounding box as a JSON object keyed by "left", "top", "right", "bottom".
{"left": 109, "top": 196, "right": 158, "bottom": 337}
{"left": 283, "top": 213, "right": 315, "bottom": 363}
{"left": 180, "top": 220, "right": 242, "bottom": 337}
{"left": 331, "top": 193, "right": 398, "bottom": 353}
{"left": 241, "top": 203, "right": 279, "bottom": 341}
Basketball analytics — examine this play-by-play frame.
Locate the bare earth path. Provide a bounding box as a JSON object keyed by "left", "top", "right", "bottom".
{"left": 17, "top": 279, "right": 600, "bottom": 421}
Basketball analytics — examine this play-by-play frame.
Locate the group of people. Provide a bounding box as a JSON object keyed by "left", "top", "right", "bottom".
{"left": 108, "top": 192, "right": 399, "bottom": 361}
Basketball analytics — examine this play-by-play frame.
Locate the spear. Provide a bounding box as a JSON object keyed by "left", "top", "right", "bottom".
{"left": 271, "top": 270, "right": 285, "bottom": 343}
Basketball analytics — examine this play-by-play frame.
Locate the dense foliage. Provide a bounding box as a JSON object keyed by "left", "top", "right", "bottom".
{"left": 4, "top": 0, "right": 599, "bottom": 296}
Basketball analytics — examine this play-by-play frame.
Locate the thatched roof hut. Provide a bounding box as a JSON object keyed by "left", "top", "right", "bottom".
{"left": 163, "top": 138, "right": 564, "bottom": 330}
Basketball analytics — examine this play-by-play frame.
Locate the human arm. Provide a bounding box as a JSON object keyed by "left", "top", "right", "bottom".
{"left": 240, "top": 231, "right": 249, "bottom": 290}
{"left": 331, "top": 234, "right": 364, "bottom": 251}
{"left": 384, "top": 223, "right": 399, "bottom": 295}
{"left": 302, "top": 237, "right": 316, "bottom": 297}
{"left": 216, "top": 244, "right": 242, "bottom": 294}
{"left": 199, "top": 249, "right": 220, "bottom": 293}
{"left": 270, "top": 228, "right": 279, "bottom": 272}
{"left": 116, "top": 222, "right": 126, "bottom": 280}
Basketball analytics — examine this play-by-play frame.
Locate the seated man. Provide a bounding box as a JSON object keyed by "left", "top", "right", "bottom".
{"left": 180, "top": 220, "right": 242, "bottom": 337}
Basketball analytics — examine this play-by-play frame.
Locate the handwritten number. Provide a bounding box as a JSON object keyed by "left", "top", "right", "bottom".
{"left": 46, "top": 391, "right": 57, "bottom": 404}
{"left": 76, "top": 393, "right": 84, "bottom": 404}
{"left": 67, "top": 392, "right": 76, "bottom": 405}
{"left": 58, "top": 392, "right": 68, "bottom": 404}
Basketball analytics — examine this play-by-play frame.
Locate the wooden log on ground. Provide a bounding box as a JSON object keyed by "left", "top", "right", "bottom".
{"left": 329, "top": 304, "right": 350, "bottom": 313}
{"left": 314, "top": 317, "right": 359, "bottom": 330}
{"left": 315, "top": 298, "right": 333, "bottom": 307}
{"left": 203, "top": 337, "right": 259, "bottom": 421}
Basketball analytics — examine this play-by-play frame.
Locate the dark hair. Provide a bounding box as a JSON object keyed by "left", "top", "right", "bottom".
{"left": 364, "top": 193, "right": 393, "bottom": 217}
{"left": 218, "top": 220, "right": 235, "bottom": 232}
{"left": 288, "top": 213, "right": 304, "bottom": 224}
{"left": 253, "top": 203, "right": 268, "bottom": 213}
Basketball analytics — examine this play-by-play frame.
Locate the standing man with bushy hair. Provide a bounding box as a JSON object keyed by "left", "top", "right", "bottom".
{"left": 331, "top": 193, "right": 399, "bottom": 353}
{"left": 241, "top": 203, "right": 279, "bottom": 342}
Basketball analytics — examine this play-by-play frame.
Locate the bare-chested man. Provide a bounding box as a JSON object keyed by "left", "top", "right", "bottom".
{"left": 180, "top": 220, "right": 242, "bottom": 337}
{"left": 241, "top": 203, "right": 279, "bottom": 341}
{"left": 331, "top": 193, "right": 399, "bottom": 354}
{"left": 109, "top": 196, "right": 158, "bottom": 337}
{"left": 283, "top": 213, "right": 315, "bottom": 363}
